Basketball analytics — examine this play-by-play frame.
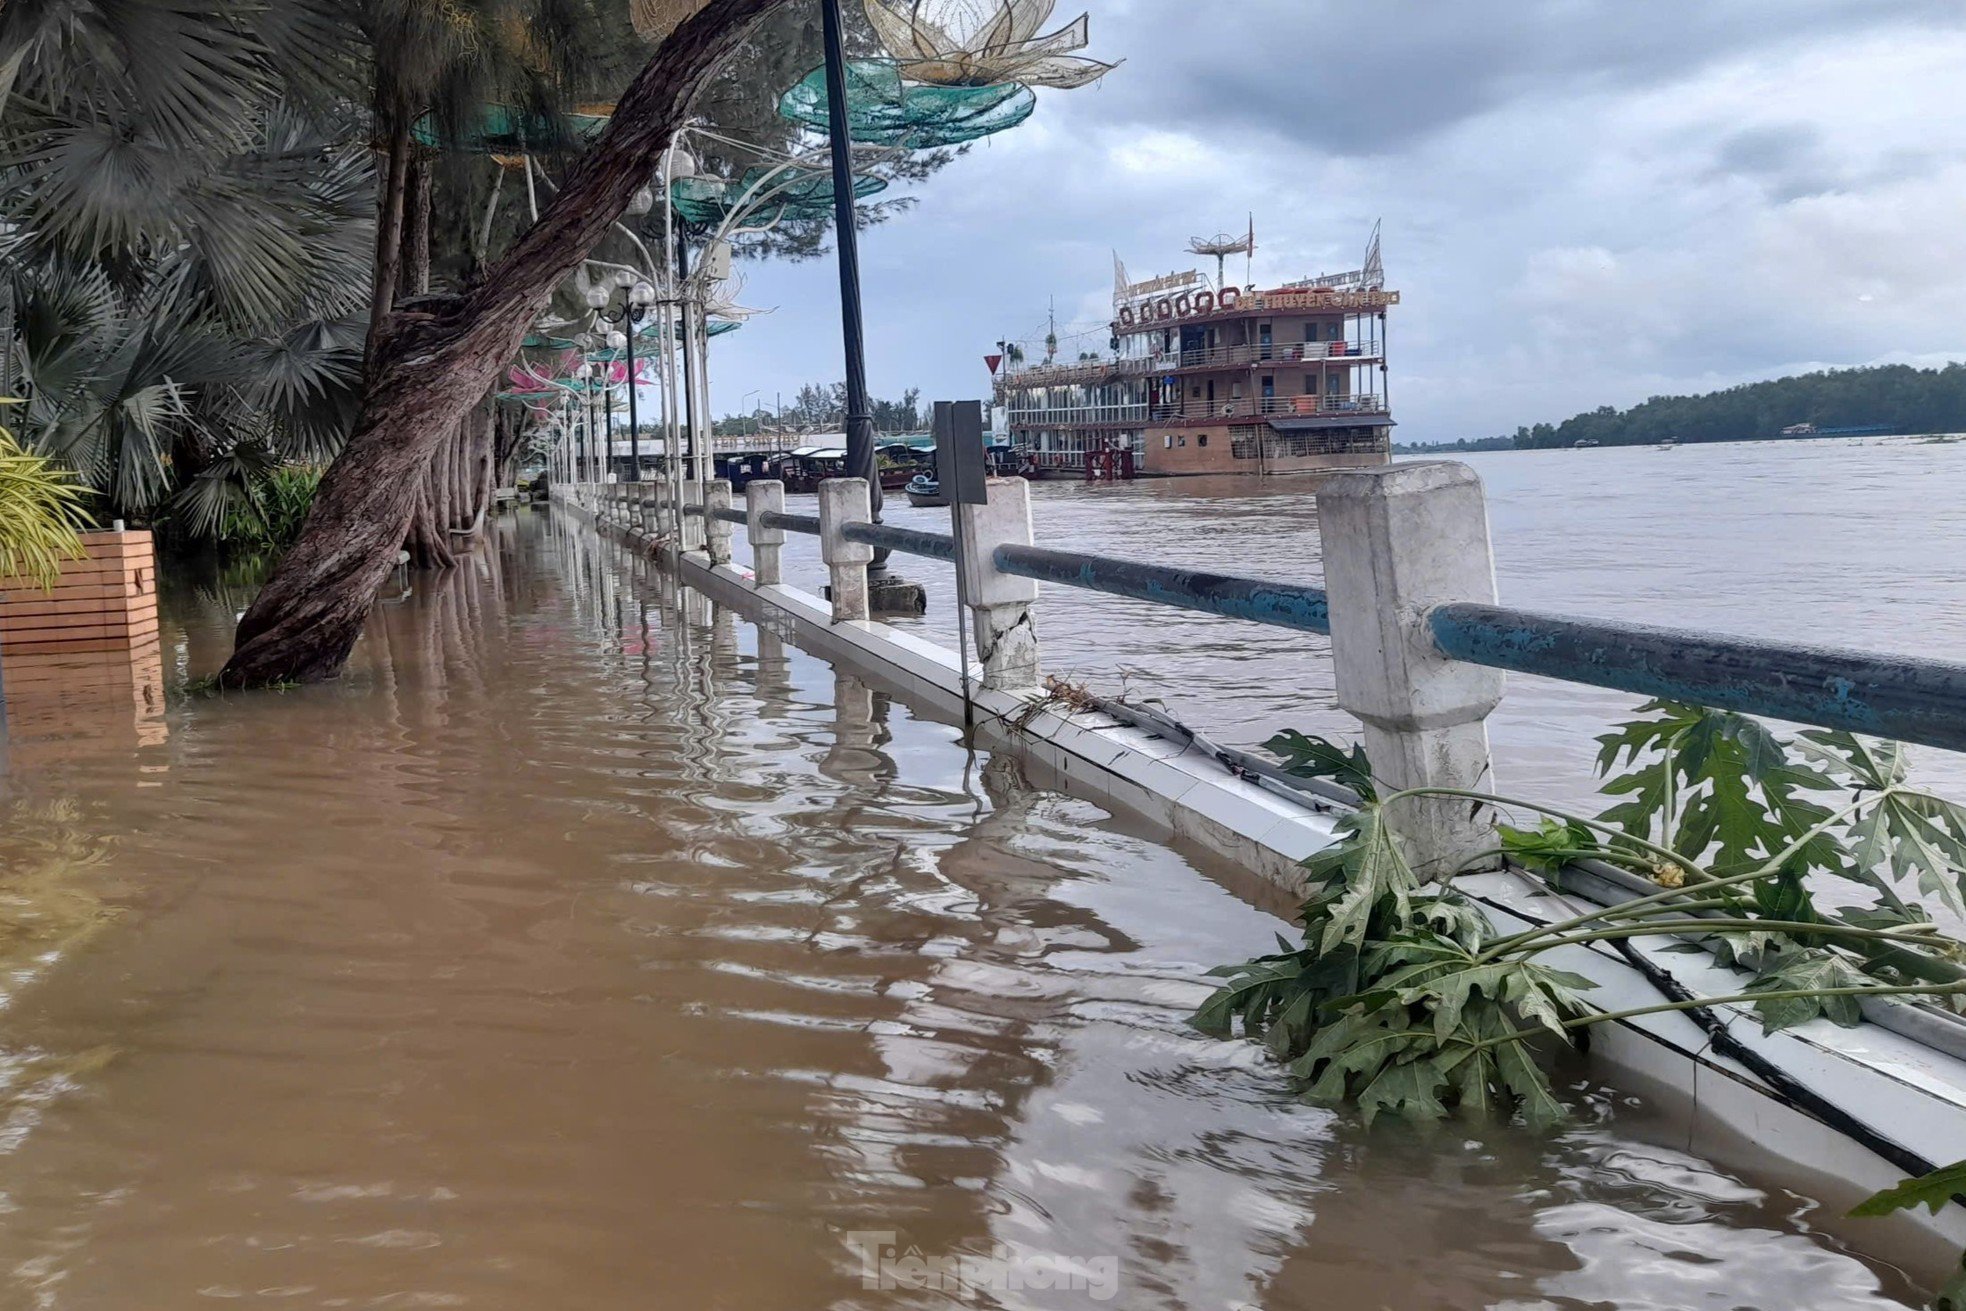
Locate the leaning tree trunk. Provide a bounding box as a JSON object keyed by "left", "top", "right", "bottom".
{"left": 219, "top": 0, "right": 782, "bottom": 687}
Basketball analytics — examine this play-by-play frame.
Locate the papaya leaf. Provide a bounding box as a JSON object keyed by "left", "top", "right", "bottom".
{"left": 1355, "top": 1056, "right": 1452, "bottom": 1126}
{"left": 1499, "top": 818, "right": 1600, "bottom": 877}
{"left": 1264, "top": 729, "right": 1376, "bottom": 802}
{"left": 1850, "top": 1160, "right": 1966, "bottom": 1217}
{"left": 1744, "top": 949, "right": 1873, "bottom": 1032}
{"left": 1315, "top": 805, "right": 1419, "bottom": 956}
{"left": 1846, "top": 791, "right": 1966, "bottom": 916}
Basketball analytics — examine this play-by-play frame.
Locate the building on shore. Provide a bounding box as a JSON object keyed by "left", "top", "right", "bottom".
{"left": 994, "top": 228, "right": 1398, "bottom": 478}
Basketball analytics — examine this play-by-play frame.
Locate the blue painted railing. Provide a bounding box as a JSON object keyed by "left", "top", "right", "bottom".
{"left": 1430, "top": 604, "right": 1966, "bottom": 754}
{"left": 723, "top": 507, "right": 1966, "bottom": 753}
{"left": 844, "top": 522, "right": 957, "bottom": 563}
{"left": 993, "top": 545, "right": 1333, "bottom": 635}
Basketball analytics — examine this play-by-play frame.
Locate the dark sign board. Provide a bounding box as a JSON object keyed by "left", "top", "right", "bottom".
{"left": 932, "top": 400, "right": 989, "bottom": 506}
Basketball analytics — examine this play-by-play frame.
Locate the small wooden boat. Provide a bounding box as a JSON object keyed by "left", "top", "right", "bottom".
{"left": 903, "top": 474, "right": 949, "bottom": 508}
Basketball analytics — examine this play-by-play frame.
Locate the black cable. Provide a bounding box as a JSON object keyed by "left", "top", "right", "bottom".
{"left": 1607, "top": 937, "right": 1941, "bottom": 1184}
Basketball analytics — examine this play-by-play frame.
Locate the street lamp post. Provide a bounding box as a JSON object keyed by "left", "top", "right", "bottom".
{"left": 593, "top": 274, "right": 658, "bottom": 481}
{"left": 589, "top": 275, "right": 660, "bottom": 485}
{"left": 819, "top": 0, "right": 878, "bottom": 520}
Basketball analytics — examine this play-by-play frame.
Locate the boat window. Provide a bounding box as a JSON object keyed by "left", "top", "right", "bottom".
{"left": 1198, "top": 434, "right": 1209, "bottom": 447}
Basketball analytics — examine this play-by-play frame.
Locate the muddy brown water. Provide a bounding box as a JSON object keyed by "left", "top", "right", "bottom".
{"left": 0, "top": 512, "right": 1935, "bottom": 1308}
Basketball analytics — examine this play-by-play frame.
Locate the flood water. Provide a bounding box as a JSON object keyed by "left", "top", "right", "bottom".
{"left": 769, "top": 434, "right": 1966, "bottom": 807}
{"left": 0, "top": 508, "right": 1940, "bottom": 1307}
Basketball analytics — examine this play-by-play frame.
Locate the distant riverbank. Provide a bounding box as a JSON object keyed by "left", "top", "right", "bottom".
{"left": 1400, "top": 429, "right": 1966, "bottom": 455}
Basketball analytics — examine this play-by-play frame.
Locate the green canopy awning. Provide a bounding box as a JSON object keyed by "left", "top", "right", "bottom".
{"left": 671, "top": 167, "right": 887, "bottom": 227}
{"left": 778, "top": 60, "right": 1034, "bottom": 147}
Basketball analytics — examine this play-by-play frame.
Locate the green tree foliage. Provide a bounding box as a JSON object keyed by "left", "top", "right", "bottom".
{"left": 717, "top": 381, "right": 927, "bottom": 435}
{"left": 1198, "top": 705, "right": 1966, "bottom": 1128}
{"left": 1507, "top": 363, "right": 1966, "bottom": 449}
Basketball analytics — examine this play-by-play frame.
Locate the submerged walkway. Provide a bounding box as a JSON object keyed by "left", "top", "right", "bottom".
{"left": 0, "top": 515, "right": 1924, "bottom": 1308}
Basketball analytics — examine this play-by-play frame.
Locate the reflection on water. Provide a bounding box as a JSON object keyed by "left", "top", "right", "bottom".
{"left": 0, "top": 512, "right": 1931, "bottom": 1307}
{"left": 764, "top": 435, "right": 1966, "bottom": 807}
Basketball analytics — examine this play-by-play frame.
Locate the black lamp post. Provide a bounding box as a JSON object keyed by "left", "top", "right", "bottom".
{"left": 819, "top": 0, "right": 879, "bottom": 522}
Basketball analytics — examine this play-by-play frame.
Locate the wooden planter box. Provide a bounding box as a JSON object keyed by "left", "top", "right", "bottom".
{"left": 0, "top": 529, "right": 158, "bottom": 658}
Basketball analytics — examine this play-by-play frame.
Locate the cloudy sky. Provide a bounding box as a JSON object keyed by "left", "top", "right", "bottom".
{"left": 706, "top": 0, "right": 1966, "bottom": 443}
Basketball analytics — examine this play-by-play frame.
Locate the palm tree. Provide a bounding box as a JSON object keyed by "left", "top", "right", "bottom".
{"left": 0, "top": 0, "right": 374, "bottom": 529}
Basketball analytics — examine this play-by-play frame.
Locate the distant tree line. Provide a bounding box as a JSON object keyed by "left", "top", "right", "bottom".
{"left": 1507, "top": 363, "right": 1966, "bottom": 450}
{"left": 1395, "top": 436, "right": 1516, "bottom": 454}
{"left": 715, "top": 382, "right": 926, "bottom": 436}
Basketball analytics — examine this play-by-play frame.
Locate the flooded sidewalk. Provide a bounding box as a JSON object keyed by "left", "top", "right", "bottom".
{"left": 0, "top": 515, "right": 1927, "bottom": 1308}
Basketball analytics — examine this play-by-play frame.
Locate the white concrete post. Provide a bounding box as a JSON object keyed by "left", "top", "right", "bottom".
{"left": 680, "top": 482, "right": 704, "bottom": 552}
{"left": 1317, "top": 460, "right": 1505, "bottom": 879}
{"left": 705, "top": 479, "right": 734, "bottom": 566}
{"left": 956, "top": 476, "right": 1041, "bottom": 691}
{"left": 746, "top": 480, "right": 785, "bottom": 586}
{"left": 817, "top": 477, "right": 872, "bottom": 623}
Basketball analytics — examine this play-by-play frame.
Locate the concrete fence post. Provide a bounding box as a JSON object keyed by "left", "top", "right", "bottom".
{"left": 746, "top": 480, "right": 785, "bottom": 586}
{"left": 680, "top": 482, "right": 704, "bottom": 552}
{"left": 817, "top": 477, "right": 872, "bottom": 623}
{"left": 956, "top": 476, "right": 1041, "bottom": 691}
{"left": 1317, "top": 460, "right": 1505, "bottom": 879}
{"left": 705, "top": 479, "right": 734, "bottom": 566}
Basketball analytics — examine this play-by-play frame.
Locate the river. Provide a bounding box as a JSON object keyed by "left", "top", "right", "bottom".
{"left": 0, "top": 503, "right": 1942, "bottom": 1307}
{"left": 766, "top": 434, "right": 1966, "bottom": 808}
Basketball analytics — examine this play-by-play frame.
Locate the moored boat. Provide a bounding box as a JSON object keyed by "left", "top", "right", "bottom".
{"left": 903, "top": 474, "right": 948, "bottom": 508}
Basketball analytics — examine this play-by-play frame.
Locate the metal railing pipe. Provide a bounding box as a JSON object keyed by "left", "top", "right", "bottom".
{"left": 993, "top": 545, "right": 1330, "bottom": 635}
{"left": 843, "top": 521, "right": 956, "bottom": 562}
{"left": 1429, "top": 603, "right": 1966, "bottom": 753}
{"left": 760, "top": 510, "right": 822, "bottom": 536}
{"left": 710, "top": 507, "right": 748, "bottom": 525}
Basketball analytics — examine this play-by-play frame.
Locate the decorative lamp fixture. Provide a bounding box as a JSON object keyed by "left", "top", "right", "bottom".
{"left": 583, "top": 286, "right": 609, "bottom": 310}
{"left": 862, "top": 0, "right": 1118, "bottom": 89}
{"left": 626, "top": 186, "right": 656, "bottom": 217}
{"left": 607, "top": 330, "right": 628, "bottom": 350}
{"left": 630, "top": 281, "right": 657, "bottom": 307}
{"left": 662, "top": 147, "right": 698, "bottom": 182}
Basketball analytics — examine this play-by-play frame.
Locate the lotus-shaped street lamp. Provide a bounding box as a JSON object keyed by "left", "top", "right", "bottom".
{"left": 862, "top": 0, "right": 1118, "bottom": 89}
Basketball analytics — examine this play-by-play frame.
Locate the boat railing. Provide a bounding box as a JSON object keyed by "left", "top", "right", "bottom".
{"left": 1145, "top": 341, "right": 1380, "bottom": 371}
{"left": 1150, "top": 394, "right": 1387, "bottom": 421}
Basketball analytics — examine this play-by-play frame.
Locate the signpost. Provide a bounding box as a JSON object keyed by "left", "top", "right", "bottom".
{"left": 934, "top": 400, "right": 989, "bottom": 729}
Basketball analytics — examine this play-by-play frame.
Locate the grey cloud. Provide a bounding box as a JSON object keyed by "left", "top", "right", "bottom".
{"left": 1073, "top": 0, "right": 1963, "bottom": 156}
